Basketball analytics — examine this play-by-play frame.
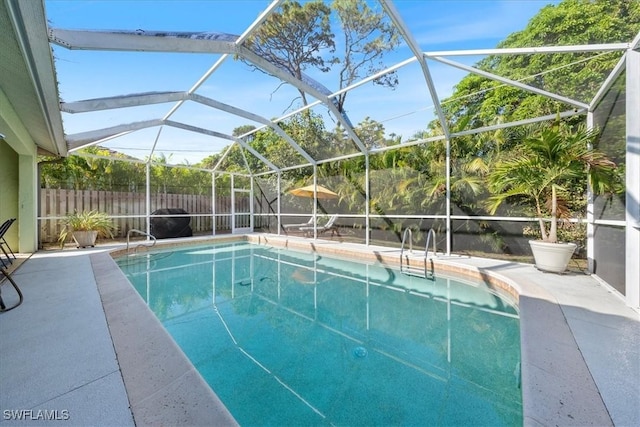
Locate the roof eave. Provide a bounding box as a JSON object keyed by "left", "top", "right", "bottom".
{"left": 7, "top": 0, "right": 66, "bottom": 157}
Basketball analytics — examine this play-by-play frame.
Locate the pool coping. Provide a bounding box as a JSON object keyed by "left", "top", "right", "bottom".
{"left": 101, "top": 233, "right": 619, "bottom": 426}
{"left": 91, "top": 251, "right": 238, "bottom": 427}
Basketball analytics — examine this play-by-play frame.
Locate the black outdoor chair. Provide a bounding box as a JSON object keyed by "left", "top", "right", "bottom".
{"left": 0, "top": 218, "right": 16, "bottom": 268}
{"left": 0, "top": 218, "right": 22, "bottom": 312}
{"left": 0, "top": 265, "right": 23, "bottom": 312}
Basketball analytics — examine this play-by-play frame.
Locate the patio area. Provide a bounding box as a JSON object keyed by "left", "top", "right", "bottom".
{"left": 1, "top": 234, "right": 638, "bottom": 426}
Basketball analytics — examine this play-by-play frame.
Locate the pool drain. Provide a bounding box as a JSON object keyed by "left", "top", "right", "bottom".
{"left": 353, "top": 346, "right": 368, "bottom": 358}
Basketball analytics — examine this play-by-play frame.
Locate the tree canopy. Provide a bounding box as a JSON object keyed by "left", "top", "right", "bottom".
{"left": 242, "top": 0, "right": 335, "bottom": 107}
{"left": 429, "top": 0, "right": 640, "bottom": 135}
{"left": 242, "top": 0, "right": 399, "bottom": 113}
{"left": 41, "top": 0, "right": 637, "bottom": 250}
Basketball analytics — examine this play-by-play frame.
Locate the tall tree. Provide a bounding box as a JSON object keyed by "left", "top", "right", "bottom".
{"left": 242, "top": 0, "right": 335, "bottom": 107}
{"left": 242, "top": 0, "right": 400, "bottom": 115}
{"left": 331, "top": 0, "right": 400, "bottom": 112}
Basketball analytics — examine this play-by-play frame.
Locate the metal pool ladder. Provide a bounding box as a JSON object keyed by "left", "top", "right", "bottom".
{"left": 126, "top": 229, "right": 157, "bottom": 255}
{"left": 400, "top": 228, "right": 437, "bottom": 279}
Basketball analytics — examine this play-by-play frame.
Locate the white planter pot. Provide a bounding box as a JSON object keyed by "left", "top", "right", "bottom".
{"left": 528, "top": 240, "right": 577, "bottom": 273}
{"left": 72, "top": 230, "right": 98, "bottom": 248}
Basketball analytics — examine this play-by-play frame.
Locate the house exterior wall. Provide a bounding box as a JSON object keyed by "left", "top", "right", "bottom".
{"left": 0, "top": 141, "right": 19, "bottom": 250}
{"left": 1, "top": 88, "right": 39, "bottom": 254}
{"left": 626, "top": 49, "right": 640, "bottom": 309}
{"left": 18, "top": 153, "right": 38, "bottom": 252}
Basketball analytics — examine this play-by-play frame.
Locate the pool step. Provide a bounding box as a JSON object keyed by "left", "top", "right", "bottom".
{"left": 400, "top": 254, "right": 435, "bottom": 279}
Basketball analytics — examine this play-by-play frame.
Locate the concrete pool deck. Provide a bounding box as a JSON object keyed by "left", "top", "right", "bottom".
{"left": 1, "top": 233, "right": 638, "bottom": 426}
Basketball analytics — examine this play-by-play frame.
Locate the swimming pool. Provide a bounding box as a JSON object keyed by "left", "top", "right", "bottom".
{"left": 117, "top": 241, "right": 521, "bottom": 426}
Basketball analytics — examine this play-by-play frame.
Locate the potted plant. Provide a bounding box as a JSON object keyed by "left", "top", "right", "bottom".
{"left": 486, "top": 120, "right": 618, "bottom": 273}
{"left": 58, "top": 210, "right": 116, "bottom": 248}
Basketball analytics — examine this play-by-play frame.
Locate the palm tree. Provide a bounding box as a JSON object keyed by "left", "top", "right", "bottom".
{"left": 486, "top": 120, "right": 618, "bottom": 244}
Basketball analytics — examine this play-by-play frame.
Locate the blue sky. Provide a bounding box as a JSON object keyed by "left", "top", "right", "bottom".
{"left": 45, "top": 0, "right": 559, "bottom": 165}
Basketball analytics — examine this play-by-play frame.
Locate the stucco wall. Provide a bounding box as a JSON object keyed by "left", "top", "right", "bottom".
{"left": 0, "top": 140, "right": 19, "bottom": 250}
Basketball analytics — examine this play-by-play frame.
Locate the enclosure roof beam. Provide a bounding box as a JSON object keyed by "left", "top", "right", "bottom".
{"left": 148, "top": 4, "right": 284, "bottom": 160}
{"left": 332, "top": 57, "right": 416, "bottom": 98}
{"left": 432, "top": 56, "right": 590, "bottom": 110}
{"left": 50, "top": 27, "right": 344, "bottom": 162}
{"left": 236, "top": 0, "right": 283, "bottom": 44}
{"left": 450, "top": 109, "right": 586, "bottom": 138}
{"left": 164, "top": 56, "right": 228, "bottom": 126}
{"left": 589, "top": 54, "right": 628, "bottom": 111}
{"left": 61, "top": 91, "right": 188, "bottom": 113}
{"left": 237, "top": 46, "right": 368, "bottom": 154}
{"left": 189, "top": 94, "right": 270, "bottom": 125}
{"left": 423, "top": 43, "right": 631, "bottom": 58}
{"left": 190, "top": 93, "right": 315, "bottom": 165}
{"left": 49, "top": 28, "right": 239, "bottom": 54}
{"left": 164, "top": 120, "right": 232, "bottom": 140}
{"left": 380, "top": 0, "right": 451, "bottom": 140}
{"left": 60, "top": 90, "right": 310, "bottom": 168}
{"left": 66, "top": 118, "right": 278, "bottom": 171}
{"left": 212, "top": 143, "right": 235, "bottom": 173}
{"left": 66, "top": 119, "right": 163, "bottom": 150}
{"left": 631, "top": 30, "right": 640, "bottom": 50}
{"left": 163, "top": 121, "right": 279, "bottom": 172}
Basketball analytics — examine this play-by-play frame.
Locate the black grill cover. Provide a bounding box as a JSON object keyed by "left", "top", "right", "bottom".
{"left": 150, "top": 208, "right": 193, "bottom": 239}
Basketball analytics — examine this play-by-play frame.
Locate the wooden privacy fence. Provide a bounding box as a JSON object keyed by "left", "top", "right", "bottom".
{"left": 39, "top": 189, "right": 251, "bottom": 243}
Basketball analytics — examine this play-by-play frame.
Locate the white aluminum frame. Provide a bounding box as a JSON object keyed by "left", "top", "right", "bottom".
{"left": 16, "top": 0, "right": 635, "bottom": 308}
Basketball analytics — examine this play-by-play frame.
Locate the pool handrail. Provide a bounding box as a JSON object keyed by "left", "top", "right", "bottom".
{"left": 126, "top": 229, "right": 157, "bottom": 254}
{"left": 400, "top": 228, "right": 437, "bottom": 279}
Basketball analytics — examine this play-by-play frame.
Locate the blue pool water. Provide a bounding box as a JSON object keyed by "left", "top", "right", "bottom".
{"left": 117, "top": 242, "right": 522, "bottom": 426}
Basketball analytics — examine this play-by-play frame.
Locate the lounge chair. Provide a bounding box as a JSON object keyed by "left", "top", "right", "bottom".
{"left": 283, "top": 217, "right": 314, "bottom": 232}
{"left": 0, "top": 218, "right": 16, "bottom": 268}
{"left": 299, "top": 214, "right": 338, "bottom": 237}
